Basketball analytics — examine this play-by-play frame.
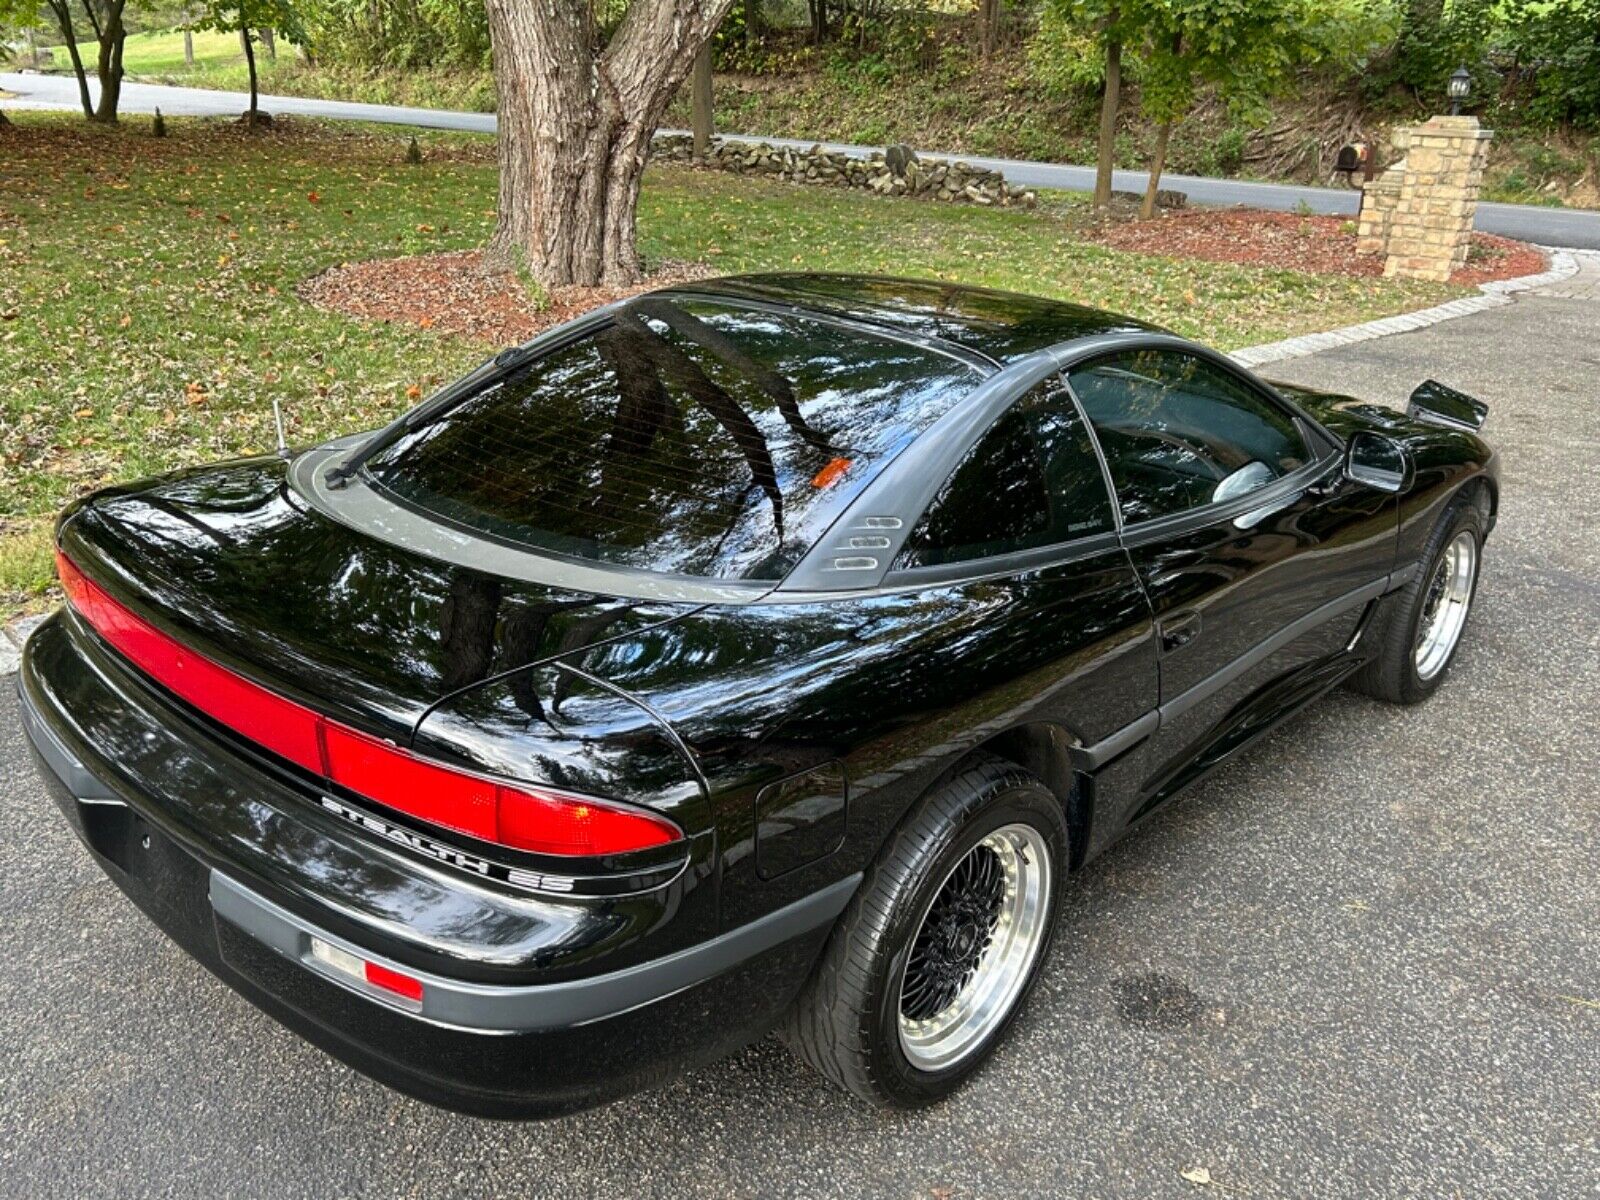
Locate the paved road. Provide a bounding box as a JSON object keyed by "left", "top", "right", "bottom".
{"left": 2, "top": 261, "right": 1597, "bottom": 1197}
{"left": 6, "top": 70, "right": 1599, "bottom": 248}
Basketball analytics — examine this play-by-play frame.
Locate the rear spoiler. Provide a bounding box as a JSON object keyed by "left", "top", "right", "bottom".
{"left": 1407, "top": 380, "right": 1487, "bottom": 432}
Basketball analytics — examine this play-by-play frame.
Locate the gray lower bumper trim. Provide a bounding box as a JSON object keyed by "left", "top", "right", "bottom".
{"left": 17, "top": 678, "right": 122, "bottom": 803}
{"left": 210, "top": 869, "right": 859, "bottom": 1033}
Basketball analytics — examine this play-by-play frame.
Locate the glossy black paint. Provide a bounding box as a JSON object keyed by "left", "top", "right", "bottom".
{"left": 22, "top": 275, "right": 1498, "bottom": 1116}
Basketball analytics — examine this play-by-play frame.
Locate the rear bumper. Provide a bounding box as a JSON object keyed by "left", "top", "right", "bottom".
{"left": 19, "top": 613, "right": 855, "bottom": 1117}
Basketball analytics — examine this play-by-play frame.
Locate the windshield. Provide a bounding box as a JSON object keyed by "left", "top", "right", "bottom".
{"left": 364, "top": 298, "right": 981, "bottom": 580}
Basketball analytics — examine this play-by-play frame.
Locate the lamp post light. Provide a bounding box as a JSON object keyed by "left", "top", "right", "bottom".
{"left": 1448, "top": 66, "right": 1472, "bottom": 116}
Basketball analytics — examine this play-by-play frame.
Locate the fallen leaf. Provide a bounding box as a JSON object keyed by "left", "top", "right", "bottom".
{"left": 1180, "top": 1167, "right": 1213, "bottom": 1186}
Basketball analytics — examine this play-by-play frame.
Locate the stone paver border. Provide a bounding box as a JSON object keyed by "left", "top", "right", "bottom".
{"left": 2, "top": 249, "right": 1589, "bottom": 674}
{"left": 1232, "top": 247, "right": 1584, "bottom": 369}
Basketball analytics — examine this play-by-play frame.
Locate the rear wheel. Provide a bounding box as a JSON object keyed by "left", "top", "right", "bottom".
{"left": 781, "top": 758, "right": 1066, "bottom": 1108}
{"left": 1354, "top": 499, "right": 1484, "bottom": 704}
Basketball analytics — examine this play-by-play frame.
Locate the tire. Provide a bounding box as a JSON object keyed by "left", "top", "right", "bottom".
{"left": 780, "top": 756, "right": 1067, "bottom": 1108}
{"left": 1352, "top": 497, "right": 1485, "bottom": 705}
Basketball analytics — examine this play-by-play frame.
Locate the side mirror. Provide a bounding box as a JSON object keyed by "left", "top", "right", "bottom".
{"left": 1344, "top": 431, "right": 1408, "bottom": 494}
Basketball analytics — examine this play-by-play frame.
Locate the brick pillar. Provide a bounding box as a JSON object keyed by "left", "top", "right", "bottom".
{"left": 1380, "top": 115, "right": 1493, "bottom": 283}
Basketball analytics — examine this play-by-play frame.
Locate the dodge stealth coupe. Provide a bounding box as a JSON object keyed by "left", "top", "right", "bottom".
{"left": 20, "top": 274, "right": 1497, "bottom": 1116}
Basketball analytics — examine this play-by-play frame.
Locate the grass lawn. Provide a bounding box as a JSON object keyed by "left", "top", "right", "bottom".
{"left": 0, "top": 112, "right": 1464, "bottom": 620}
{"left": 82, "top": 27, "right": 245, "bottom": 75}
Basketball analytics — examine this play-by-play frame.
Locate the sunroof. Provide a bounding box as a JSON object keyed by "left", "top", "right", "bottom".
{"left": 364, "top": 298, "right": 981, "bottom": 581}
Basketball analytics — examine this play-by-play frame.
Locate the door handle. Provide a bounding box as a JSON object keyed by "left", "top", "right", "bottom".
{"left": 1159, "top": 610, "right": 1202, "bottom": 654}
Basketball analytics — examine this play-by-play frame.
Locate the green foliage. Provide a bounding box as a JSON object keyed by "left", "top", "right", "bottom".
{"left": 193, "top": 0, "right": 304, "bottom": 51}
{"left": 1026, "top": 5, "right": 1106, "bottom": 98}
{"left": 295, "top": 0, "right": 489, "bottom": 70}
{"left": 1044, "top": 0, "right": 1398, "bottom": 127}
{"left": 1498, "top": 0, "right": 1600, "bottom": 131}
{"left": 1363, "top": 0, "right": 1494, "bottom": 105}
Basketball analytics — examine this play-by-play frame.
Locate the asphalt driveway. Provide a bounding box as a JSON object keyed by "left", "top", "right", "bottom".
{"left": 1, "top": 265, "right": 1596, "bottom": 1200}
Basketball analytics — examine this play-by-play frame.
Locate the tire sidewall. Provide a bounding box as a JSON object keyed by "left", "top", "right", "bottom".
{"left": 1399, "top": 503, "right": 1485, "bottom": 701}
{"left": 867, "top": 780, "right": 1067, "bottom": 1106}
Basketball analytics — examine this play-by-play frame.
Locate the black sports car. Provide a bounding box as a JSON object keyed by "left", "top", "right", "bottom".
{"left": 20, "top": 274, "right": 1497, "bottom": 1116}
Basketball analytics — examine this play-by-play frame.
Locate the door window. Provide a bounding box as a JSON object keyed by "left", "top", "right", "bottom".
{"left": 895, "top": 378, "right": 1115, "bottom": 568}
{"left": 1067, "top": 350, "right": 1310, "bottom": 525}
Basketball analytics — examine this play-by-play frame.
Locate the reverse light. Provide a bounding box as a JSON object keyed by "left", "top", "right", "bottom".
{"left": 308, "top": 936, "right": 425, "bottom": 1004}
{"left": 55, "top": 549, "right": 683, "bottom": 858}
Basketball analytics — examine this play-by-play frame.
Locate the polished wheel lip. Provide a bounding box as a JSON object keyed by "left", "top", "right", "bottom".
{"left": 897, "top": 822, "right": 1053, "bottom": 1073}
{"left": 1415, "top": 529, "right": 1477, "bottom": 681}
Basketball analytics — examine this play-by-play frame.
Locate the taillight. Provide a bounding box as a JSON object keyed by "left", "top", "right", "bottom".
{"left": 55, "top": 548, "right": 682, "bottom": 858}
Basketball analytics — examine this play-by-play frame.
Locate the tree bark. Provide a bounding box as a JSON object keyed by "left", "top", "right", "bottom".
{"left": 978, "top": 0, "right": 1001, "bottom": 58}
{"left": 691, "top": 42, "right": 714, "bottom": 158}
{"left": 261, "top": 27, "right": 276, "bottom": 59}
{"left": 242, "top": 28, "right": 259, "bottom": 122}
{"left": 808, "top": 0, "right": 827, "bottom": 44}
{"left": 1140, "top": 121, "right": 1172, "bottom": 219}
{"left": 485, "top": 0, "right": 737, "bottom": 288}
{"left": 1093, "top": 26, "right": 1121, "bottom": 211}
{"left": 184, "top": 28, "right": 194, "bottom": 66}
{"left": 44, "top": 0, "right": 94, "bottom": 118}
{"left": 89, "top": 0, "right": 128, "bottom": 124}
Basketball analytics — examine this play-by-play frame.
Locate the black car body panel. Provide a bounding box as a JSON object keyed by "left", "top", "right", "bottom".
{"left": 21, "top": 274, "right": 1500, "bottom": 1116}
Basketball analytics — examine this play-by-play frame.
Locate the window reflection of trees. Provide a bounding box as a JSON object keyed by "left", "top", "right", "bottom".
{"left": 370, "top": 300, "right": 977, "bottom": 580}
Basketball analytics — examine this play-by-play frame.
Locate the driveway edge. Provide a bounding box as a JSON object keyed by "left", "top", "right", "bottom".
{"left": 1231, "top": 248, "right": 1581, "bottom": 369}
{"left": 0, "top": 616, "right": 42, "bottom": 677}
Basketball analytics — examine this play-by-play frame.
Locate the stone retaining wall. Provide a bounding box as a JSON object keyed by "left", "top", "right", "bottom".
{"left": 651, "top": 134, "right": 1037, "bottom": 209}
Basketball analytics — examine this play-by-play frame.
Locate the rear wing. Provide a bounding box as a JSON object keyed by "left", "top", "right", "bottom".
{"left": 1408, "top": 380, "right": 1488, "bottom": 432}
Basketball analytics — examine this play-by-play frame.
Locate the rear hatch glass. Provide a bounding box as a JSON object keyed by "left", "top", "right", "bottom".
{"left": 364, "top": 298, "right": 981, "bottom": 580}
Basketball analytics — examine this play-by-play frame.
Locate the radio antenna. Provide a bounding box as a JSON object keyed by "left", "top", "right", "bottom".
{"left": 272, "top": 398, "right": 289, "bottom": 459}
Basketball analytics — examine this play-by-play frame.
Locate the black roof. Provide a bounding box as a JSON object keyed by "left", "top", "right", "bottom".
{"left": 665, "top": 273, "right": 1163, "bottom": 368}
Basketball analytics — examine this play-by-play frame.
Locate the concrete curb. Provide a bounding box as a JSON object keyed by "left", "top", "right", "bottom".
{"left": 0, "top": 614, "right": 45, "bottom": 677}
{"left": 1231, "top": 248, "right": 1583, "bottom": 369}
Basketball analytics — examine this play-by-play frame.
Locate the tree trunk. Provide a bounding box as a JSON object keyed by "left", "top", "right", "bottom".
{"left": 242, "top": 28, "right": 259, "bottom": 122}
{"left": 91, "top": 0, "right": 128, "bottom": 124}
{"left": 62, "top": 31, "right": 94, "bottom": 118}
{"left": 808, "top": 0, "right": 827, "bottom": 44}
{"left": 184, "top": 28, "right": 194, "bottom": 66}
{"left": 978, "top": 0, "right": 1001, "bottom": 58}
{"left": 485, "top": 0, "right": 736, "bottom": 288}
{"left": 44, "top": 0, "right": 94, "bottom": 118}
{"left": 1140, "top": 121, "right": 1172, "bottom": 219}
{"left": 261, "top": 27, "right": 276, "bottom": 59}
{"left": 1093, "top": 32, "right": 1121, "bottom": 211}
{"left": 691, "top": 42, "right": 714, "bottom": 159}
{"left": 745, "top": 0, "right": 760, "bottom": 47}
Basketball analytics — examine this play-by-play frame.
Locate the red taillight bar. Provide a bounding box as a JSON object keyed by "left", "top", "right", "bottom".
{"left": 55, "top": 549, "right": 682, "bottom": 858}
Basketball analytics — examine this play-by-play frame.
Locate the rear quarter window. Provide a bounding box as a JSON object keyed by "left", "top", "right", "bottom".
{"left": 895, "top": 377, "right": 1116, "bottom": 569}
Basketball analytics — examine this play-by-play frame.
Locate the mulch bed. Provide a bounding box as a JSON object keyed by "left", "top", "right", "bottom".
{"left": 1089, "top": 208, "right": 1546, "bottom": 286}
{"left": 299, "top": 251, "right": 718, "bottom": 346}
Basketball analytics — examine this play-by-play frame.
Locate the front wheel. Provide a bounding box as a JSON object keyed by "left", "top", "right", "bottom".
{"left": 780, "top": 758, "right": 1067, "bottom": 1108}
{"left": 1354, "top": 499, "right": 1485, "bottom": 704}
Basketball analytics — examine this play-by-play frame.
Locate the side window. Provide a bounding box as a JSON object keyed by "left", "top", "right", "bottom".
{"left": 1067, "top": 350, "right": 1310, "bottom": 526}
{"left": 895, "top": 377, "right": 1115, "bottom": 569}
